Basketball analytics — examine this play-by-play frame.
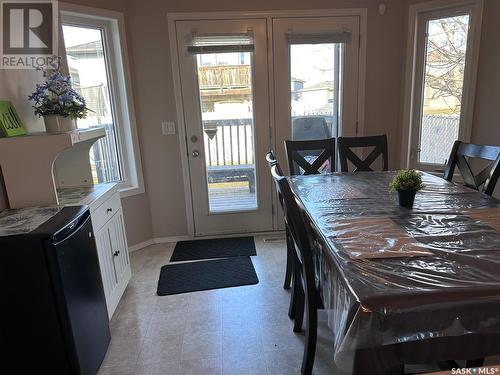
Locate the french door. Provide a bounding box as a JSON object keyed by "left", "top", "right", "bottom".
{"left": 273, "top": 16, "right": 361, "bottom": 174}
{"left": 271, "top": 16, "right": 361, "bottom": 230}
{"left": 176, "top": 19, "right": 272, "bottom": 236}
{"left": 173, "top": 14, "right": 362, "bottom": 236}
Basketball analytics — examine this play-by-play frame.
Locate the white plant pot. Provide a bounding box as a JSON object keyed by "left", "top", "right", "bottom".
{"left": 43, "top": 115, "right": 76, "bottom": 133}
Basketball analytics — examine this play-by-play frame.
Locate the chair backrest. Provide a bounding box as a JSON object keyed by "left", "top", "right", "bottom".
{"left": 270, "top": 165, "right": 313, "bottom": 268}
{"left": 292, "top": 116, "right": 330, "bottom": 141}
{"left": 284, "top": 138, "right": 335, "bottom": 176}
{"left": 337, "top": 134, "right": 388, "bottom": 172}
{"left": 265, "top": 150, "right": 283, "bottom": 175}
{"left": 266, "top": 151, "right": 285, "bottom": 210}
{"left": 443, "top": 141, "right": 500, "bottom": 196}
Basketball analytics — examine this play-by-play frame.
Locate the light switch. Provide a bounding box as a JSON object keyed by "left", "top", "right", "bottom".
{"left": 161, "top": 121, "right": 176, "bottom": 135}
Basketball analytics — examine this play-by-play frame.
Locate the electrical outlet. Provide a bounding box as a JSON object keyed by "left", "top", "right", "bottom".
{"left": 161, "top": 121, "right": 176, "bottom": 135}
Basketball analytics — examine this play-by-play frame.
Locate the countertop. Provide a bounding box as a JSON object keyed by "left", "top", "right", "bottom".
{"left": 0, "top": 206, "right": 62, "bottom": 236}
{"left": 0, "top": 183, "right": 118, "bottom": 236}
{"left": 57, "top": 183, "right": 117, "bottom": 209}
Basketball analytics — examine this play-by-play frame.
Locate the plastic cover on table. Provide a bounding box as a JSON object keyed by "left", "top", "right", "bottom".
{"left": 289, "top": 171, "right": 500, "bottom": 374}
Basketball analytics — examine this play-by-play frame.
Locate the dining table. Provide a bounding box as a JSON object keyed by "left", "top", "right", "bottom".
{"left": 288, "top": 171, "right": 500, "bottom": 374}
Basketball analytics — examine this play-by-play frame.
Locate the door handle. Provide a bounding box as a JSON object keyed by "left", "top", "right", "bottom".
{"left": 192, "top": 150, "right": 200, "bottom": 157}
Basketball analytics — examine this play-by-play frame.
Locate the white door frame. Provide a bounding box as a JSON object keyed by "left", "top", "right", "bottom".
{"left": 400, "top": 0, "right": 483, "bottom": 170}
{"left": 273, "top": 15, "right": 361, "bottom": 177}
{"left": 167, "top": 9, "right": 367, "bottom": 237}
{"left": 175, "top": 18, "right": 273, "bottom": 236}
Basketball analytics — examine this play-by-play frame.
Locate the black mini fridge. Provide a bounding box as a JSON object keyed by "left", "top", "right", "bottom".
{"left": 0, "top": 206, "right": 110, "bottom": 375}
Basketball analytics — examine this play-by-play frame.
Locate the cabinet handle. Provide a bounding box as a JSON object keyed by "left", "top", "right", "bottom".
{"left": 107, "top": 208, "right": 113, "bottom": 213}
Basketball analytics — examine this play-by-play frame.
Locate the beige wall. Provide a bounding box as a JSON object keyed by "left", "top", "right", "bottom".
{"left": 61, "top": 0, "right": 154, "bottom": 245}
{"left": 0, "top": 171, "right": 7, "bottom": 211}
{"left": 471, "top": 0, "right": 499, "bottom": 146}
{"left": 124, "top": 0, "right": 409, "bottom": 240}
{"left": 471, "top": 0, "right": 500, "bottom": 197}
{"left": 109, "top": 0, "right": 500, "bottom": 239}
{"left": 0, "top": 67, "right": 47, "bottom": 212}
{"left": 0, "top": 0, "right": 498, "bottom": 242}
{"left": 0, "top": 0, "right": 153, "bottom": 245}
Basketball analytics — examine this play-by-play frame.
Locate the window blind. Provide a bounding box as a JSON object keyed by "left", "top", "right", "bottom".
{"left": 286, "top": 31, "right": 351, "bottom": 45}
{"left": 187, "top": 34, "right": 254, "bottom": 54}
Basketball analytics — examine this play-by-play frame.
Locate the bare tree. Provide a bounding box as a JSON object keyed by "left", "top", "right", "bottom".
{"left": 424, "top": 15, "right": 469, "bottom": 113}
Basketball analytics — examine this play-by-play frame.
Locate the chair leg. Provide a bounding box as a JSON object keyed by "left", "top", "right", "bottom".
{"left": 301, "top": 283, "right": 318, "bottom": 374}
{"left": 466, "top": 359, "right": 484, "bottom": 368}
{"left": 284, "top": 227, "right": 293, "bottom": 290}
{"left": 288, "top": 272, "right": 296, "bottom": 319}
{"left": 293, "top": 255, "right": 304, "bottom": 332}
{"left": 293, "top": 283, "right": 304, "bottom": 332}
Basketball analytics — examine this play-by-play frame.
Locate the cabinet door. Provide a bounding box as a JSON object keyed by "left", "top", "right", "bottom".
{"left": 94, "top": 225, "right": 118, "bottom": 302}
{"left": 117, "top": 210, "right": 131, "bottom": 281}
{"left": 109, "top": 209, "right": 130, "bottom": 282}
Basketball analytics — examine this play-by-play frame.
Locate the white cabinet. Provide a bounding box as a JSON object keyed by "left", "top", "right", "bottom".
{"left": 91, "top": 192, "right": 131, "bottom": 319}
{"left": 0, "top": 128, "right": 131, "bottom": 320}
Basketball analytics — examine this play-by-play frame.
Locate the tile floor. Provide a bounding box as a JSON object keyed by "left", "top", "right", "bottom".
{"left": 98, "top": 236, "right": 336, "bottom": 375}
{"left": 98, "top": 236, "right": 500, "bottom": 375}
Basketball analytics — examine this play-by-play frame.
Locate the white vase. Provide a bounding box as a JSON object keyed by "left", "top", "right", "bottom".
{"left": 43, "top": 115, "right": 76, "bottom": 133}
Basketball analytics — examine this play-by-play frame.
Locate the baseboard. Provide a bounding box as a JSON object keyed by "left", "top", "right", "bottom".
{"left": 128, "top": 231, "right": 284, "bottom": 253}
{"left": 128, "top": 239, "right": 155, "bottom": 252}
{"left": 153, "top": 235, "right": 191, "bottom": 244}
{"left": 127, "top": 236, "right": 190, "bottom": 252}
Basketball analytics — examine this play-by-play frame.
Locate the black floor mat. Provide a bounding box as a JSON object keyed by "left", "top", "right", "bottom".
{"left": 170, "top": 236, "right": 256, "bottom": 262}
{"left": 157, "top": 257, "right": 259, "bottom": 296}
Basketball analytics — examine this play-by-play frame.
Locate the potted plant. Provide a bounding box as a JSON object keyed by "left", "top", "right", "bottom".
{"left": 389, "top": 169, "right": 425, "bottom": 208}
{"left": 29, "top": 59, "right": 90, "bottom": 133}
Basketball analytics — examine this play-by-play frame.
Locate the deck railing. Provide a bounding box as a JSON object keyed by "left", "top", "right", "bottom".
{"left": 89, "top": 123, "right": 121, "bottom": 183}
{"left": 203, "top": 119, "right": 254, "bottom": 167}
{"left": 198, "top": 65, "right": 251, "bottom": 89}
{"left": 420, "top": 114, "right": 459, "bottom": 164}
{"left": 89, "top": 115, "right": 460, "bottom": 183}
{"left": 202, "top": 114, "right": 460, "bottom": 169}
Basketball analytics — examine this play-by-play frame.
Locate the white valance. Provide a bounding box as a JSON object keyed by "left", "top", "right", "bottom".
{"left": 286, "top": 31, "right": 351, "bottom": 45}
{"left": 187, "top": 33, "right": 254, "bottom": 54}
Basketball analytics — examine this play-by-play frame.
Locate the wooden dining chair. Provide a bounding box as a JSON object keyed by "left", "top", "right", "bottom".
{"left": 284, "top": 138, "right": 336, "bottom": 175}
{"left": 270, "top": 164, "right": 322, "bottom": 375}
{"left": 265, "top": 151, "right": 293, "bottom": 295}
{"left": 338, "top": 134, "right": 389, "bottom": 172}
{"left": 443, "top": 141, "right": 500, "bottom": 196}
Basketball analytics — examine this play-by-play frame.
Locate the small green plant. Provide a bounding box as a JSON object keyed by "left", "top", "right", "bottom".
{"left": 389, "top": 169, "right": 425, "bottom": 192}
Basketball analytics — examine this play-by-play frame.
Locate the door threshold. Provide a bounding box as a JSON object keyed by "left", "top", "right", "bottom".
{"left": 192, "top": 230, "right": 285, "bottom": 240}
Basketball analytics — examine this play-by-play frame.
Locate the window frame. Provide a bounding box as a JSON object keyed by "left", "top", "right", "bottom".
{"left": 59, "top": 4, "right": 144, "bottom": 197}
{"left": 401, "top": 0, "right": 483, "bottom": 171}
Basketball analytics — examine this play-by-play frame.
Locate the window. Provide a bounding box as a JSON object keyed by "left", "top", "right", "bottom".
{"left": 289, "top": 41, "right": 344, "bottom": 173}
{"left": 289, "top": 42, "right": 343, "bottom": 142}
{"left": 60, "top": 6, "right": 143, "bottom": 195}
{"left": 62, "top": 25, "right": 121, "bottom": 183}
{"left": 403, "top": 1, "right": 482, "bottom": 170}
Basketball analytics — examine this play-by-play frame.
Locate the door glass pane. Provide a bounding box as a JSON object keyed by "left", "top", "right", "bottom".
{"left": 62, "top": 25, "right": 122, "bottom": 183}
{"left": 290, "top": 43, "right": 343, "bottom": 172}
{"left": 418, "top": 14, "right": 470, "bottom": 165}
{"left": 195, "top": 52, "right": 257, "bottom": 213}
